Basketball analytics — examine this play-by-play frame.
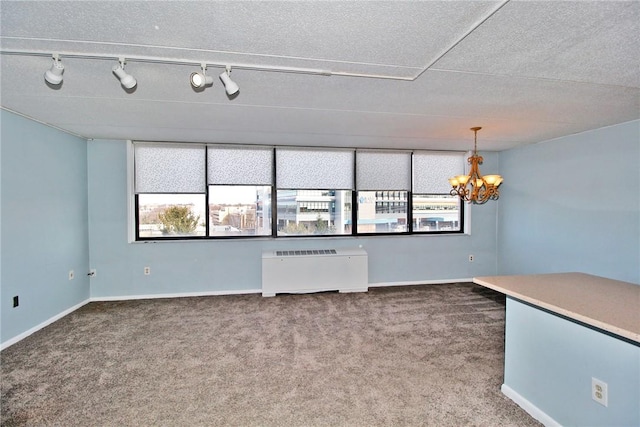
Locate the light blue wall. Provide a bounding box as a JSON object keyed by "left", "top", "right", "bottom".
{"left": 87, "top": 139, "right": 499, "bottom": 298}
{"left": 505, "top": 298, "right": 639, "bottom": 426}
{"left": 1, "top": 110, "right": 90, "bottom": 344}
{"left": 497, "top": 122, "right": 640, "bottom": 425}
{"left": 497, "top": 120, "right": 640, "bottom": 284}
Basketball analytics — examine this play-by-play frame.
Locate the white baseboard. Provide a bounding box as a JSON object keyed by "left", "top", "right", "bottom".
{"left": 501, "top": 384, "right": 561, "bottom": 427}
{"left": 368, "top": 278, "right": 472, "bottom": 288}
{"left": 1, "top": 298, "right": 90, "bottom": 351}
{"left": 90, "top": 288, "right": 262, "bottom": 302}
{"left": 338, "top": 287, "right": 368, "bottom": 293}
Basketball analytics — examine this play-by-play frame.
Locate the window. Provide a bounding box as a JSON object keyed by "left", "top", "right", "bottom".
{"left": 275, "top": 148, "right": 354, "bottom": 236}
{"left": 276, "top": 189, "right": 352, "bottom": 235}
{"left": 138, "top": 194, "right": 206, "bottom": 237}
{"left": 357, "top": 191, "right": 408, "bottom": 233}
{"left": 356, "top": 150, "right": 411, "bottom": 234}
{"left": 412, "top": 194, "right": 461, "bottom": 232}
{"left": 134, "top": 143, "right": 206, "bottom": 239}
{"left": 132, "top": 142, "right": 466, "bottom": 240}
{"left": 207, "top": 146, "right": 273, "bottom": 237}
{"left": 208, "top": 186, "right": 271, "bottom": 236}
{"left": 412, "top": 151, "right": 465, "bottom": 233}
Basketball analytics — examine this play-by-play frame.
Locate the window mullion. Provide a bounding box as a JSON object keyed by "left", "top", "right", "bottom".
{"left": 134, "top": 194, "right": 141, "bottom": 240}
{"left": 271, "top": 148, "right": 277, "bottom": 237}
{"left": 205, "top": 147, "right": 210, "bottom": 237}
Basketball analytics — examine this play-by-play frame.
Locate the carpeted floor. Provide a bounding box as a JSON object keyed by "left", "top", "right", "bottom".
{"left": 1, "top": 283, "right": 540, "bottom": 426}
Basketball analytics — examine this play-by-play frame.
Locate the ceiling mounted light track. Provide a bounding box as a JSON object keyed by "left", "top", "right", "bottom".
{"left": 112, "top": 58, "right": 137, "bottom": 90}
{"left": 190, "top": 63, "right": 214, "bottom": 89}
{"left": 44, "top": 54, "right": 64, "bottom": 85}
{"left": 219, "top": 66, "right": 239, "bottom": 96}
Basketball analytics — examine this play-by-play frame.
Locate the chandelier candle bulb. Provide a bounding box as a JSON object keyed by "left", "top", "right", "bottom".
{"left": 448, "top": 127, "right": 503, "bottom": 205}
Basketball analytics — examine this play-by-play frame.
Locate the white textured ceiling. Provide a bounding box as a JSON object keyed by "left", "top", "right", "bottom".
{"left": 1, "top": 1, "right": 638, "bottom": 151}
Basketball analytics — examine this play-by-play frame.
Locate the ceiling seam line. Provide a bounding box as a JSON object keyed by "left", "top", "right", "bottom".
{"left": 428, "top": 67, "right": 640, "bottom": 90}
{"left": 7, "top": 92, "right": 584, "bottom": 124}
{"left": 411, "top": 0, "right": 511, "bottom": 81}
{"left": 9, "top": 96, "right": 582, "bottom": 126}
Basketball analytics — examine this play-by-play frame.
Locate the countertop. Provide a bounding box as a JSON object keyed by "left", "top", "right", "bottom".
{"left": 473, "top": 273, "right": 640, "bottom": 343}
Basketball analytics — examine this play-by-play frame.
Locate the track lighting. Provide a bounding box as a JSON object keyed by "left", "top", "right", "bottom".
{"left": 219, "top": 66, "right": 239, "bottom": 96}
{"left": 190, "top": 63, "right": 214, "bottom": 89}
{"left": 112, "top": 58, "right": 137, "bottom": 89}
{"left": 44, "top": 54, "right": 64, "bottom": 85}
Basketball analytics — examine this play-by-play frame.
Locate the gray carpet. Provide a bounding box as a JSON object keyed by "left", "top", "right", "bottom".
{"left": 1, "top": 283, "right": 540, "bottom": 426}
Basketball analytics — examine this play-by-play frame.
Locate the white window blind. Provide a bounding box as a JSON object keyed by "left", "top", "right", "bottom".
{"left": 356, "top": 150, "right": 411, "bottom": 191}
{"left": 207, "top": 145, "right": 273, "bottom": 185}
{"left": 276, "top": 148, "right": 354, "bottom": 189}
{"left": 134, "top": 143, "right": 205, "bottom": 193}
{"left": 412, "top": 151, "right": 465, "bottom": 194}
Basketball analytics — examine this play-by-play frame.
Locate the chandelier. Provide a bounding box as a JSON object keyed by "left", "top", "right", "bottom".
{"left": 448, "top": 127, "right": 503, "bottom": 204}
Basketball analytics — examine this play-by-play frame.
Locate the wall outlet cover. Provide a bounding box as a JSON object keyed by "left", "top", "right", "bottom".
{"left": 592, "top": 377, "right": 608, "bottom": 407}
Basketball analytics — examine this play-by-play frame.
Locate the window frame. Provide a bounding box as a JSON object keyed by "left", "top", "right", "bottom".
{"left": 130, "top": 141, "right": 467, "bottom": 241}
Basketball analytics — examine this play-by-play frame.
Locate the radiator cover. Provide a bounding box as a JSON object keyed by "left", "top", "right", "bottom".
{"left": 261, "top": 248, "right": 368, "bottom": 297}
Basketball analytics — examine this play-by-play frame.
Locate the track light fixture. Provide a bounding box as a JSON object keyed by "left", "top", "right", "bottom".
{"left": 112, "top": 58, "right": 137, "bottom": 89}
{"left": 44, "top": 54, "right": 64, "bottom": 85}
{"left": 219, "top": 66, "right": 239, "bottom": 96}
{"left": 190, "top": 63, "right": 214, "bottom": 89}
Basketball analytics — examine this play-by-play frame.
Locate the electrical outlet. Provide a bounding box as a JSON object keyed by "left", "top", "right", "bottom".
{"left": 13, "top": 296, "right": 19, "bottom": 308}
{"left": 144, "top": 266, "right": 151, "bottom": 276}
{"left": 69, "top": 270, "right": 75, "bottom": 280}
{"left": 592, "top": 377, "right": 608, "bottom": 407}
{"left": 468, "top": 255, "right": 474, "bottom": 262}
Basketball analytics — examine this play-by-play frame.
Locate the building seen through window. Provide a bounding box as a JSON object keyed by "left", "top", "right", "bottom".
{"left": 357, "top": 191, "right": 408, "bottom": 233}
{"left": 209, "top": 185, "right": 272, "bottom": 236}
{"left": 412, "top": 194, "right": 461, "bottom": 232}
{"left": 277, "top": 190, "right": 352, "bottom": 236}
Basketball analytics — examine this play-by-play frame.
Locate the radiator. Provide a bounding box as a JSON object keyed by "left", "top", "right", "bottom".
{"left": 261, "top": 248, "right": 368, "bottom": 297}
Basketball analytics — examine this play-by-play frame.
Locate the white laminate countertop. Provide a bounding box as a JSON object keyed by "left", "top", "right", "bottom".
{"left": 473, "top": 273, "right": 640, "bottom": 344}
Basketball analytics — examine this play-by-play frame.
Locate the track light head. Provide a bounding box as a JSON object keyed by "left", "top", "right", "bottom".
{"left": 219, "top": 66, "right": 239, "bottom": 96}
{"left": 44, "top": 55, "right": 64, "bottom": 85}
{"left": 112, "top": 59, "right": 137, "bottom": 89}
{"left": 190, "top": 64, "right": 214, "bottom": 89}
{"left": 190, "top": 72, "right": 214, "bottom": 88}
